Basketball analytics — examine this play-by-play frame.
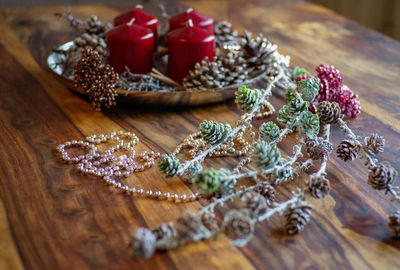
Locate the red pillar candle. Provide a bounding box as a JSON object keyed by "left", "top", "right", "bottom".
{"left": 168, "top": 20, "right": 215, "bottom": 84}
{"left": 113, "top": 5, "right": 158, "bottom": 43}
{"left": 106, "top": 19, "right": 154, "bottom": 74}
{"left": 169, "top": 8, "right": 214, "bottom": 34}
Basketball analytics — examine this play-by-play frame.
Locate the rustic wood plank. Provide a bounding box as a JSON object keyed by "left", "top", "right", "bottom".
{"left": 0, "top": 1, "right": 400, "bottom": 269}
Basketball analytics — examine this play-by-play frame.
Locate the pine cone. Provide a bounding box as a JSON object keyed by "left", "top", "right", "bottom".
{"left": 239, "top": 31, "right": 279, "bottom": 77}
{"left": 183, "top": 57, "right": 227, "bottom": 90}
{"left": 308, "top": 175, "right": 331, "bottom": 199}
{"left": 223, "top": 209, "right": 254, "bottom": 246}
{"left": 194, "top": 168, "right": 221, "bottom": 195}
{"left": 388, "top": 211, "right": 400, "bottom": 237}
{"left": 254, "top": 182, "right": 276, "bottom": 205}
{"left": 214, "top": 21, "right": 239, "bottom": 47}
{"left": 158, "top": 154, "right": 180, "bottom": 178}
{"left": 336, "top": 139, "right": 361, "bottom": 162}
{"left": 317, "top": 101, "right": 342, "bottom": 124}
{"left": 368, "top": 162, "right": 397, "bottom": 191}
{"left": 274, "top": 159, "right": 294, "bottom": 183}
{"left": 73, "top": 32, "right": 107, "bottom": 56}
{"left": 285, "top": 200, "right": 312, "bottom": 235}
{"left": 152, "top": 222, "right": 176, "bottom": 240}
{"left": 253, "top": 141, "right": 281, "bottom": 170}
{"left": 364, "top": 134, "right": 385, "bottom": 155}
{"left": 84, "top": 15, "right": 112, "bottom": 36}
{"left": 176, "top": 212, "right": 210, "bottom": 243}
{"left": 199, "top": 120, "right": 232, "bottom": 145}
{"left": 306, "top": 137, "right": 333, "bottom": 160}
{"left": 201, "top": 211, "right": 219, "bottom": 233}
{"left": 241, "top": 192, "right": 268, "bottom": 219}
{"left": 131, "top": 228, "right": 156, "bottom": 259}
{"left": 235, "top": 86, "right": 261, "bottom": 112}
{"left": 299, "top": 111, "right": 320, "bottom": 139}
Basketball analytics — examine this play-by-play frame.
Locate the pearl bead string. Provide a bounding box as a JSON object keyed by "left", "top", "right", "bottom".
{"left": 57, "top": 131, "right": 202, "bottom": 203}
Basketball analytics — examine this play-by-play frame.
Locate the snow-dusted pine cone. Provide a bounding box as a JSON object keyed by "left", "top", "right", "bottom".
{"left": 241, "top": 192, "right": 268, "bottom": 219}
{"left": 131, "top": 228, "right": 157, "bottom": 259}
{"left": 368, "top": 162, "right": 397, "bottom": 191}
{"left": 214, "top": 21, "right": 239, "bottom": 47}
{"left": 306, "top": 137, "right": 333, "bottom": 160}
{"left": 254, "top": 182, "right": 276, "bottom": 205}
{"left": 388, "top": 211, "right": 400, "bottom": 237}
{"left": 364, "top": 134, "right": 385, "bottom": 155}
{"left": 199, "top": 120, "right": 232, "bottom": 145}
{"left": 201, "top": 211, "right": 219, "bottom": 233}
{"left": 336, "top": 139, "right": 361, "bottom": 162}
{"left": 308, "top": 175, "right": 331, "bottom": 199}
{"left": 317, "top": 101, "right": 342, "bottom": 124}
{"left": 152, "top": 222, "right": 176, "bottom": 240}
{"left": 176, "top": 212, "right": 211, "bottom": 243}
{"left": 223, "top": 209, "right": 254, "bottom": 246}
{"left": 239, "top": 31, "right": 279, "bottom": 77}
{"left": 285, "top": 201, "right": 312, "bottom": 235}
{"left": 183, "top": 57, "right": 227, "bottom": 90}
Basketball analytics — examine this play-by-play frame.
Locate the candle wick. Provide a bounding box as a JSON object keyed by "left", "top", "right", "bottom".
{"left": 187, "top": 19, "right": 194, "bottom": 27}
{"left": 127, "top": 18, "right": 135, "bottom": 26}
{"left": 186, "top": 8, "right": 193, "bottom": 13}
{"left": 136, "top": 4, "right": 143, "bottom": 9}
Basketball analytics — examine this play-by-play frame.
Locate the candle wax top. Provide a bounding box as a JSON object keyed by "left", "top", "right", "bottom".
{"left": 169, "top": 9, "right": 213, "bottom": 28}
{"left": 168, "top": 25, "right": 215, "bottom": 43}
{"left": 114, "top": 7, "right": 158, "bottom": 27}
{"left": 107, "top": 23, "right": 154, "bottom": 41}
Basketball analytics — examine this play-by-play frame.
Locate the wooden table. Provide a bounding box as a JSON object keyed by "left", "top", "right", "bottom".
{"left": 1, "top": 1, "right": 400, "bottom": 269}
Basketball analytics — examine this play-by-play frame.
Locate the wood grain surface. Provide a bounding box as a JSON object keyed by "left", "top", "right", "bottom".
{"left": 0, "top": 1, "right": 400, "bottom": 269}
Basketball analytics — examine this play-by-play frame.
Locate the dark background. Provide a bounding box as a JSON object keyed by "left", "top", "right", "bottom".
{"left": 1, "top": 0, "right": 399, "bottom": 40}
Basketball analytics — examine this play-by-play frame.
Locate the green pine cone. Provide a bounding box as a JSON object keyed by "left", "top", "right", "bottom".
{"left": 194, "top": 168, "right": 221, "bottom": 195}
{"left": 274, "top": 159, "right": 294, "bottom": 183}
{"left": 215, "top": 168, "right": 237, "bottom": 196}
{"left": 235, "top": 86, "right": 261, "bottom": 112}
{"left": 158, "top": 154, "right": 180, "bottom": 178}
{"left": 292, "top": 67, "right": 311, "bottom": 80}
{"left": 277, "top": 105, "right": 297, "bottom": 131}
{"left": 253, "top": 140, "right": 281, "bottom": 170}
{"left": 296, "top": 77, "right": 319, "bottom": 102}
{"left": 286, "top": 90, "right": 307, "bottom": 115}
{"left": 200, "top": 120, "right": 232, "bottom": 145}
{"left": 299, "top": 111, "right": 320, "bottom": 139}
{"left": 259, "top": 121, "right": 280, "bottom": 143}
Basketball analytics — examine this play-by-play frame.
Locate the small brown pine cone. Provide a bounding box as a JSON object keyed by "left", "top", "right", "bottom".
{"left": 285, "top": 201, "right": 312, "bottom": 235}
{"left": 152, "top": 222, "right": 176, "bottom": 241}
{"left": 308, "top": 175, "right": 331, "bottom": 199}
{"left": 306, "top": 137, "right": 333, "bottom": 160}
{"left": 183, "top": 57, "right": 227, "bottom": 90}
{"left": 317, "top": 101, "right": 342, "bottom": 124}
{"left": 388, "top": 211, "right": 400, "bottom": 237}
{"left": 254, "top": 182, "right": 276, "bottom": 205}
{"left": 241, "top": 192, "right": 268, "bottom": 219}
{"left": 175, "top": 212, "right": 211, "bottom": 243}
{"left": 364, "top": 134, "right": 385, "bottom": 155}
{"left": 223, "top": 209, "right": 254, "bottom": 246}
{"left": 368, "top": 162, "right": 397, "bottom": 191}
{"left": 201, "top": 211, "right": 219, "bottom": 233}
{"left": 336, "top": 139, "right": 361, "bottom": 162}
{"left": 214, "top": 21, "right": 239, "bottom": 47}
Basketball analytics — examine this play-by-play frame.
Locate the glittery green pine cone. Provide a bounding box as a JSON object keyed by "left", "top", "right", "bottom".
{"left": 259, "top": 121, "right": 280, "bottom": 143}
{"left": 158, "top": 154, "right": 180, "bottom": 178}
{"left": 200, "top": 120, "right": 232, "bottom": 145}
{"left": 286, "top": 90, "right": 307, "bottom": 115}
{"left": 194, "top": 168, "right": 221, "bottom": 195}
{"left": 299, "top": 111, "right": 320, "bottom": 139}
{"left": 277, "top": 105, "right": 297, "bottom": 131}
{"left": 235, "top": 86, "right": 261, "bottom": 112}
{"left": 296, "top": 77, "right": 319, "bottom": 102}
{"left": 253, "top": 141, "right": 281, "bottom": 170}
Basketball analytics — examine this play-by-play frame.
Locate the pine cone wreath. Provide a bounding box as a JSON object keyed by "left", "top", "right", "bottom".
{"left": 306, "top": 137, "right": 333, "bottom": 160}
{"left": 336, "top": 139, "right": 361, "bottom": 162}
{"left": 239, "top": 31, "right": 279, "bottom": 77}
{"left": 388, "top": 211, "right": 400, "bottom": 238}
{"left": 364, "top": 134, "right": 385, "bottom": 155}
{"left": 308, "top": 175, "right": 331, "bottom": 199}
{"left": 285, "top": 200, "right": 312, "bottom": 235}
{"left": 368, "top": 161, "right": 397, "bottom": 191}
{"left": 317, "top": 101, "right": 342, "bottom": 124}
{"left": 214, "top": 21, "right": 239, "bottom": 47}
{"left": 183, "top": 57, "right": 227, "bottom": 90}
{"left": 74, "top": 49, "right": 118, "bottom": 111}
